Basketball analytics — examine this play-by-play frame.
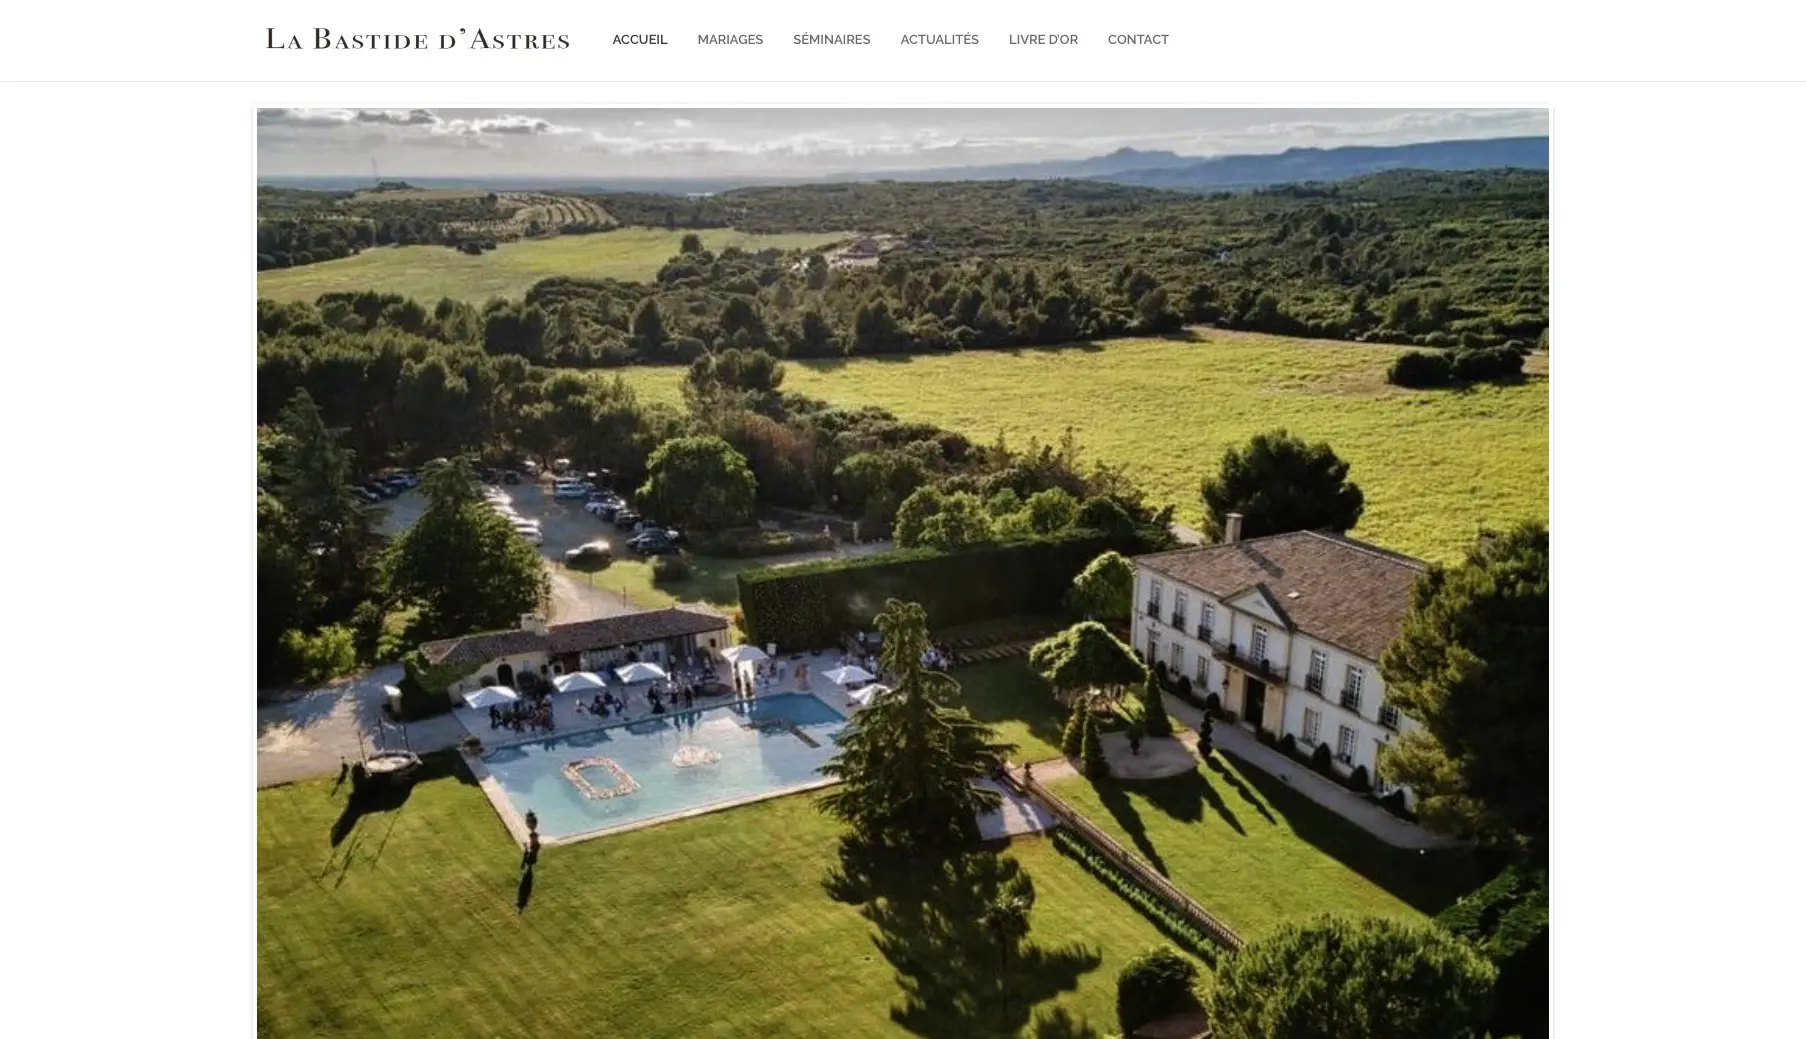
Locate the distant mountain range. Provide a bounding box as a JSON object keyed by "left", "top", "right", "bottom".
{"left": 1091, "top": 136, "right": 1549, "bottom": 190}
{"left": 260, "top": 135, "right": 1548, "bottom": 196}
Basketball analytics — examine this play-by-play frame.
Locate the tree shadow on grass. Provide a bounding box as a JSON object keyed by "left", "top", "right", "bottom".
{"left": 825, "top": 838, "right": 1105, "bottom": 1039}
{"left": 1205, "top": 756, "right": 1277, "bottom": 826}
{"left": 1223, "top": 751, "right": 1493, "bottom": 916}
{"left": 1090, "top": 779, "right": 1172, "bottom": 876}
{"left": 516, "top": 866, "right": 535, "bottom": 913}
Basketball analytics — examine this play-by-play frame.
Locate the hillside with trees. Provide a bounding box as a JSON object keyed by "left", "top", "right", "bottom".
{"left": 260, "top": 170, "right": 1546, "bottom": 351}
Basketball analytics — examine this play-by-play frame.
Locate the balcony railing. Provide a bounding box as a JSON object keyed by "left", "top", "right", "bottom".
{"left": 1340, "top": 688, "right": 1363, "bottom": 712}
{"left": 1144, "top": 601, "right": 1159, "bottom": 618}
{"left": 1213, "top": 642, "right": 1288, "bottom": 682}
{"left": 1379, "top": 705, "right": 1400, "bottom": 731}
{"left": 1170, "top": 612, "right": 1187, "bottom": 631}
{"left": 1195, "top": 623, "right": 1212, "bottom": 643}
{"left": 1304, "top": 674, "right": 1324, "bottom": 695}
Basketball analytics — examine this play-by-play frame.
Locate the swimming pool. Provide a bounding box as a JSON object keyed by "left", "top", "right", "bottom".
{"left": 478, "top": 693, "right": 848, "bottom": 840}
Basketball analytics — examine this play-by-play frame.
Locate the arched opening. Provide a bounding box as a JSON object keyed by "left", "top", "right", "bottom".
{"left": 496, "top": 662, "right": 516, "bottom": 688}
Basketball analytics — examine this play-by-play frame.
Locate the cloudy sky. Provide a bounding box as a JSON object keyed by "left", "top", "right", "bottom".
{"left": 257, "top": 108, "right": 1547, "bottom": 179}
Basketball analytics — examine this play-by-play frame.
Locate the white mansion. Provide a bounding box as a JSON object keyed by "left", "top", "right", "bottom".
{"left": 1132, "top": 516, "right": 1428, "bottom": 799}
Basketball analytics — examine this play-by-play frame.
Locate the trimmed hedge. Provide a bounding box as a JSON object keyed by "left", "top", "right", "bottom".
{"left": 1051, "top": 828, "right": 1222, "bottom": 963}
{"left": 689, "top": 527, "right": 835, "bottom": 558}
{"left": 737, "top": 526, "right": 1156, "bottom": 650}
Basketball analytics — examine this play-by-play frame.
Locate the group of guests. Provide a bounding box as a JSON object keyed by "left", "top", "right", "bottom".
{"left": 920, "top": 644, "right": 951, "bottom": 670}
{"left": 488, "top": 699, "right": 555, "bottom": 733}
{"left": 583, "top": 692, "right": 628, "bottom": 719}
{"left": 646, "top": 684, "right": 698, "bottom": 714}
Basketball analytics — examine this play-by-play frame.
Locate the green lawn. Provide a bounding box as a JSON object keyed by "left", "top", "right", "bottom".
{"left": 956, "top": 661, "right": 1070, "bottom": 764}
{"left": 259, "top": 760, "right": 1190, "bottom": 1038}
{"left": 1048, "top": 755, "right": 1481, "bottom": 940}
{"left": 616, "top": 331, "right": 1548, "bottom": 564}
{"left": 566, "top": 554, "right": 756, "bottom": 620}
{"left": 257, "top": 228, "right": 847, "bottom": 303}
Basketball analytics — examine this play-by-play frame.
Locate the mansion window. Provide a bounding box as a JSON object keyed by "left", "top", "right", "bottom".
{"left": 1302, "top": 708, "right": 1322, "bottom": 745}
{"left": 1337, "top": 725, "right": 1357, "bottom": 764}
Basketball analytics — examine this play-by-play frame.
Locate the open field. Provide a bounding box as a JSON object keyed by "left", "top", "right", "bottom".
{"left": 257, "top": 228, "right": 847, "bottom": 303}
{"left": 258, "top": 760, "right": 1190, "bottom": 1038}
{"left": 616, "top": 331, "right": 1548, "bottom": 563}
{"left": 1048, "top": 755, "right": 1483, "bottom": 940}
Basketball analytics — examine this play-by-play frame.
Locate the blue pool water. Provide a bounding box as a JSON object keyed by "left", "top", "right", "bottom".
{"left": 480, "top": 693, "right": 848, "bottom": 839}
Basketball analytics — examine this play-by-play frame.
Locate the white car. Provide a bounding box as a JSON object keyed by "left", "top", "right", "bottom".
{"left": 484, "top": 488, "right": 512, "bottom": 505}
{"left": 492, "top": 503, "right": 521, "bottom": 519}
{"left": 553, "top": 482, "right": 589, "bottom": 500}
{"left": 516, "top": 527, "right": 544, "bottom": 546}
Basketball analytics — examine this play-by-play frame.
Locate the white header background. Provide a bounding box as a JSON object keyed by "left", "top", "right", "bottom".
{"left": 1, "top": 3, "right": 1802, "bottom": 1036}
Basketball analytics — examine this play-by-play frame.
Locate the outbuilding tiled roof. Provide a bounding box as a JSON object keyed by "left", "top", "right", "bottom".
{"left": 1134, "top": 531, "right": 1428, "bottom": 662}
{"left": 418, "top": 605, "right": 729, "bottom": 668}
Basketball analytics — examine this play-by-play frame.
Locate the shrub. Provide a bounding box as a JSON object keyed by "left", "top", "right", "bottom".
{"left": 1174, "top": 675, "right": 1192, "bottom": 699}
{"left": 1310, "top": 741, "right": 1334, "bottom": 775}
{"left": 1221, "top": 709, "right": 1239, "bottom": 725}
{"left": 1451, "top": 345, "right": 1525, "bottom": 382}
{"left": 1118, "top": 945, "right": 1202, "bottom": 1035}
{"left": 1279, "top": 733, "right": 1298, "bottom": 757}
{"left": 650, "top": 553, "right": 693, "bottom": 583}
{"left": 1051, "top": 829, "right": 1225, "bottom": 960}
{"left": 1256, "top": 728, "right": 1277, "bottom": 747}
{"left": 1203, "top": 692, "right": 1221, "bottom": 713}
{"left": 1154, "top": 660, "right": 1169, "bottom": 682}
{"left": 1060, "top": 697, "right": 1088, "bottom": 759}
{"left": 738, "top": 527, "right": 1155, "bottom": 650}
{"left": 1081, "top": 711, "right": 1111, "bottom": 779}
{"left": 279, "top": 625, "right": 358, "bottom": 685}
{"left": 1387, "top": 350, "right": 1455, "bottom": 388}
{"left": 1347, "top": 764, "right": 1372, "bottom": 793}
{"left": 1140, "top": 676, "right": 1174, "bottom": 738}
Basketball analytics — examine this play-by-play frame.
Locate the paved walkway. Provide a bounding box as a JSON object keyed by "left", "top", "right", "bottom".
{"left": 1158, "top": 692, "right": 1460, "bottom": 850}
{"left": 974, "top": 778, "right": 1057, "bottom": 839}
{"left": 256, "top": 664, "right": 469, "bottom": 788}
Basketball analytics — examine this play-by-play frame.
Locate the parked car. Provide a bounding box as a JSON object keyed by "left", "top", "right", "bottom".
{"left": 627, "top": 528, "right": 678, "bottom": 549}
{"left": 634, "top": 535, "right": 679, "bottom": 556}
{"left": 563, "top": 540, "right": 613, "bottom": 567}
{"left": 362, "top": 482, "right": 398, "bottom": 499}
{"left": 500, "top": 470, "right": 521, "bottom": 486}
{"left": 584, "top": 500, "right": 615, "bottom": 517}
{"left": 351, "top": 486, "right": 381, "bottom": 504}
{"left": 484, "top": 487, "right": 512, "bottom": 504}
{"left": 522, "top": 459, "right": 540, "bottom": 476}
{"left": 612, "top": 509, "right": 641, "bottom": 529}
{"left": 553, "top": 482, "right": 589, "bottom": 500}
{"left": 516, "top": 526, "right": 544, "bottom": 546}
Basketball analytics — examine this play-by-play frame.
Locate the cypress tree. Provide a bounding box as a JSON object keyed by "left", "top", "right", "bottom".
{"left": 1141, "top": 675, "right": 1174, "bottom": 737}
{"left": 1060, "top": 695, "right": 1089, "bottom": 759}
{"left": 1082, "top": 710, "right": 1111, "bottom": 779}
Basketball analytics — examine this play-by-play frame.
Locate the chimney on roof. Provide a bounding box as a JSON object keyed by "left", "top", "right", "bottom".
{"left": 520, "top": 613, "right": 549, "bottom": 636}
{"left": 1224, "top": 512, "right": 1244, "bottom": 544}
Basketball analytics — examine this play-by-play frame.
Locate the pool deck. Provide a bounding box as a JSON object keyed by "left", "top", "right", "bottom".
{"left": 463, "top": 653, "right": 882, "bottom": 847}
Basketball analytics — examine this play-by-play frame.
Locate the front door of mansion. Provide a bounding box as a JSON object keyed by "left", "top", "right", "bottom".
{"left": 1243, "top": 675, "right": 1267, "bottom": 730}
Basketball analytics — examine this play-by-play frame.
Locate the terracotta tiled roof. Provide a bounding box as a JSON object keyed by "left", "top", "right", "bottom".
{"left": 419, "top": 605, "right": 729, "bottom": 668}
{"left": 1134, "top": 531, "right": 1428, "bottom": 662}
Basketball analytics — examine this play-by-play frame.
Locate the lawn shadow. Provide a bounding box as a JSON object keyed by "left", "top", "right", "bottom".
{"left": 958, "top": 662, "right": 1067, "bottom": 760}
{"left": 1028, "top": 1006, "right": 1104, "bottom": 1038}
{"left": 1205, "top": 756, "right": 1277, "bottom": 826}
{"left": 328, "top": 751, "right": 476, "bottom": 848}
{"left": 516, "top": 866, "right": 535, "bottom": 913}
{"left": 825, "top": 838, "right": 1105, "bottom": 1039}
{"left": 1091, "top": 779, "right": 1171, "bottom": 876}
{"left": 1223, "top": 751, "right": 1491, "bottom": 917}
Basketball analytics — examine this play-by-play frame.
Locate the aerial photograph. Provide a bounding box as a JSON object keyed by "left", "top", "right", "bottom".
{"left": 256, "top": 107, "right": 1551, "bottom": 1039}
